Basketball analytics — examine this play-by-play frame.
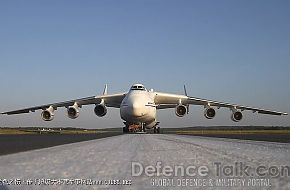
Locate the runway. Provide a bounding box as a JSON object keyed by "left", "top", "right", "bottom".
{"left": 0, "top": 134, "right": 289, "bottom": 190}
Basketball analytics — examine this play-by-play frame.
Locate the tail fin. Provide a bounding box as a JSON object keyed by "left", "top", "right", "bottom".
{"left": 183, "top": 84, "right": 188, "bottom": 96}
{"left": 184, "top": 84, "right": 189, "bottom": 114}
{"left": 103, "top": 84, "right": 108, "bottom": 95}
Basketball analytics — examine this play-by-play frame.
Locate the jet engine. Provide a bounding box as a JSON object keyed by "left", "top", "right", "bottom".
{"left": 67, "top": 104, "right": 80, "bottom": 119}
{"left": 41, "top": 106, "right": 55, "bottom": 121}
{"left": 231, "top": 111, "right": 243, "bottom": 122}
{"left": 175, "top": 105, "right": 187, "bottom": 117}
{"left": 94, "top": 104, "right": 107, "bottom": 117}
{"left": 204, "top": 107, "right": 216, "bottom": 119}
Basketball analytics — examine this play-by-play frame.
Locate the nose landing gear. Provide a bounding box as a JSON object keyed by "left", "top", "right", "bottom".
{"left": 122, "top": 122, "right": 145, "bottom": 133}
{"left": 122, "top": 122, "right": 160, "bottom": 134}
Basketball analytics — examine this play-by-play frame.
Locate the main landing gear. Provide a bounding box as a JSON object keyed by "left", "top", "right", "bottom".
{"left": 123, "top": 126, "right": 129, "bottom": 133}
{"left": 141, "top": 123, "right": 146, "bottom": 133}
{"left": 153, "top": 127, "right": 160, "bottom": 134}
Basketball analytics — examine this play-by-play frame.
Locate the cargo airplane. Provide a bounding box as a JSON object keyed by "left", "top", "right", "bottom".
{"left": 1, "top": 84, "right": 287, "bottom": 133}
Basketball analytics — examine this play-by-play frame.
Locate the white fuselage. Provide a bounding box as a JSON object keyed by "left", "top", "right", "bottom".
{"left": 120, "top": 90, "right": 156, "bottom": 128}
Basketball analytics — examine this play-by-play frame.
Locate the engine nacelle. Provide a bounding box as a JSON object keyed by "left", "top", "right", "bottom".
{"left": 67, "top": 104, "right": 80, "bottom": 119}
{"left": 94, "top": 104, "right": 107, "bottom": 117}
{"left": 204, "top": 107, "right": 216, "bottom": 119}
{"left": 175, "top": 105, "right": 187, "bottom": 117}
{"left": 41, "top": 106, "right": 55, "bottom": 121}
{"left": 231, "top": 111, "right": 243, "bottom": 122}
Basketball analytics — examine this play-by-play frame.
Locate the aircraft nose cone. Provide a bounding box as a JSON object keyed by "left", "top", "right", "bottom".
{"left": 131, "top": 103, "right": 144, "bottom": 117}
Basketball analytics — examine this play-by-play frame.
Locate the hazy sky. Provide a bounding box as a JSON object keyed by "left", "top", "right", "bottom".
{"left": 0, "top": 0, "right": 289, "bottom": 128}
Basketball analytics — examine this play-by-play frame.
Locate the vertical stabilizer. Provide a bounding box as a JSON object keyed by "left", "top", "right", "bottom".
{"left": 103, "top": 84, "right": 108, "bottom": 95}
{"left": 184, "top": 85, "right": 189, "bottom": 114}
{"left": 183, "top": 85, "right": 188, "bottom": 96}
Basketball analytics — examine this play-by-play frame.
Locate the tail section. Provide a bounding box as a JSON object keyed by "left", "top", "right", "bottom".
{"left": 184, "top": 84, "right": 189, "bottom": 114}
{"left": 103, "top": 84, "right": 108, "bottom": 95}
{"left": 183, "top": 84, "right": 188, "bottom": 96}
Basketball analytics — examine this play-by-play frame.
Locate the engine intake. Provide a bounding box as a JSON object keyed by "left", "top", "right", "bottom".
{"left": 41, "top": 106, "right": 55, "bottom": 121}
{"left": 231, "top": 111, "right": 243, "bottom": 122}
{"left": 204, "top": 107, "right": 216, "bottom": 119}
{"left": 175, "top": 105, "right": 187, "bottom": 117}
{"left": 67, "top": 104, "right": 80, "bottom": 119}
{"left": 94, "top": 104, "right": 107, "bottom": 117}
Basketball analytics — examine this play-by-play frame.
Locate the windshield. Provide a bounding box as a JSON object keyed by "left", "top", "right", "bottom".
{"left": 131, "top": 85, "right": 146, "bottom": 91}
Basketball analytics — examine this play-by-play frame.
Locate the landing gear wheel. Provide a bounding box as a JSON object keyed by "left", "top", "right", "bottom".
{"left": 123, "top": 127, "right": 129, "bottom": 133}
{"left": 153, "top": 127, "right": 157, "bottom": 134}
{"left": 142, "top": 123, "right": 146, "bottom": 132}
{"left": 156, "top": 127, "right": 160, "bottom": 134}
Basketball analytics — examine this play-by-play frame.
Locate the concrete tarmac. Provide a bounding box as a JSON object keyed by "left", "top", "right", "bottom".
{"left": 0, "top": 134, "right": 289, "bottom": 190}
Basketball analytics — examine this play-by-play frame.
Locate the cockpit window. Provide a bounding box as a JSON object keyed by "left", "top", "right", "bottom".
{"left": 131, "top": 85, "right": 146, "bottom": 91}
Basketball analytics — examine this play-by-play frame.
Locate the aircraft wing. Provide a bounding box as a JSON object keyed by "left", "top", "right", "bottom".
{"left": 154, "top": 92, "right": 288, "bottom": 116}
{"left": 1, "top": 93, "right": 126, "bottom": 115}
